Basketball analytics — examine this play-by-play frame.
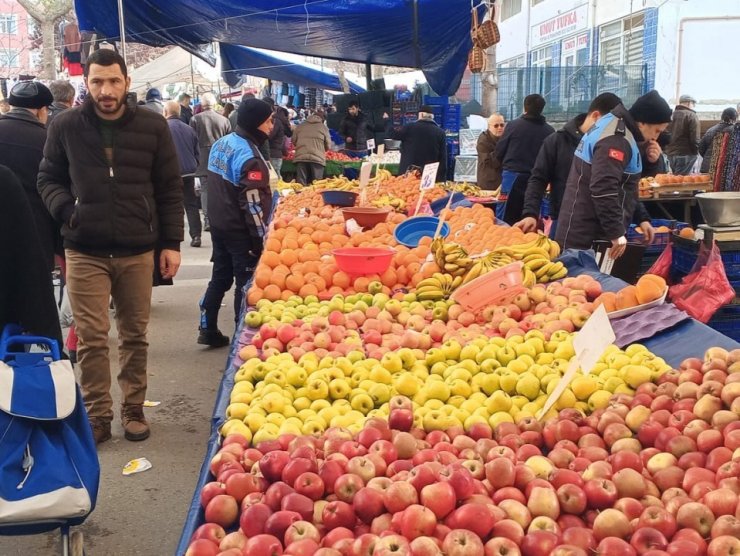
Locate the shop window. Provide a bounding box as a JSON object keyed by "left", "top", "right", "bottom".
{"left": 599, "top": 14, "right": 645, "bottom": 66}
{"left": 0, "top": 14, "right": 18, "bottom": 35}
{"left": 501, "top": 0, "right": 522, "bottom": 21}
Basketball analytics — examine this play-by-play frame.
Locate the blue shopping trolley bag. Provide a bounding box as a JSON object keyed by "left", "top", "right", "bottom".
{"left": 0, "top": 327, "right": 99, "bottom": 534}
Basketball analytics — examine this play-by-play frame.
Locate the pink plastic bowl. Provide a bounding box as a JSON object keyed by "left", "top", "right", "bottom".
{"left": 332, "top": 247, "right": 396, "bottom": 276}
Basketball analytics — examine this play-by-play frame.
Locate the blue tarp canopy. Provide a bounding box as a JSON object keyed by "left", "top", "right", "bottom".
{"left": 220, "top": 43, "right": 365, "bottom": 93}
{"left": 73, "top": 0, "right": 481, "bottom": 96}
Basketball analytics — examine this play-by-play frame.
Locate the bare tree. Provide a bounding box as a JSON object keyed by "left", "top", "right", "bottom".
{"left": 481, "top": 45, "right": 498, "bottom": 117}
{"left": 17, "top": 0, "right": 73, "bottom": 79}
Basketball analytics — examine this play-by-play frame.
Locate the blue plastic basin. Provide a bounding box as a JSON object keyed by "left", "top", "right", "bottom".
{"left": 393, "top": 216, "right": 450, "bottom": 247}
{"left": 321, "top": 190, "right": 357, "bottom": 207}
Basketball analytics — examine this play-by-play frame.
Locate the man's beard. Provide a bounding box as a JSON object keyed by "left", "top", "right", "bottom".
{"left": 94, "top": 93, "right": 126, "bottom": 114}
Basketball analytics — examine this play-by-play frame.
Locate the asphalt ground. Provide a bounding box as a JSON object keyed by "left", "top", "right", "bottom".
{"left": 0, "top": 231, "right": 234, "bottom": 556}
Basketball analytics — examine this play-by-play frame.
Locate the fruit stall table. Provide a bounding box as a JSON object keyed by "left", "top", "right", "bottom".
{"left": 281, "top": 160, "right": 401, "bottom": 179}
{"left": 640, "top": 193, "right": 699, "bottom": 224}
{"left": 177, "top": 192, "right": 740, "bottom": 555}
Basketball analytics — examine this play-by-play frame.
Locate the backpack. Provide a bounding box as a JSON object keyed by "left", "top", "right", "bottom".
{"left": 0, "top": 328, "right": 99, "bottom": 534}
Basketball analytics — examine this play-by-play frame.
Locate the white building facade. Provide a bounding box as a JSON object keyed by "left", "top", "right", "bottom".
{"left": 485, "top": 0, "right": 739, "bottom": 117}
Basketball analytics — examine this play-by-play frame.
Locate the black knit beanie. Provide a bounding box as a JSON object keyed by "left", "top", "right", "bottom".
{"left": 237, "top": 98, "right": 273, "bottom": 133}
{"left": 629, "top": 90, "right": 673, "bottom": 124}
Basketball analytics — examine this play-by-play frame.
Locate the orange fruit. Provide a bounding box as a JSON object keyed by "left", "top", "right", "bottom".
{"left": 246, "top": 287, "right": 263, "bottom": 306}
{"left": 280, "top": 250, "right": 298, "bottom": 267}
{"left": 285, "top": 273, "right": 305, "bottom": 293}
{"left": 615, "top": 286, "right": 639, "bottom": 310}
{"left": 636, "top": 275, "right": 666, "bottom": 304}
{"left": 333, "top": 272, "right": 351, "bottom": 289}
{"left": 679, "top": 227, "right": 695, "bottom": 239}
{"left": 594, "top": 292, "right": 618, "bottom": 312}
{"left": 261, "top": 251, "right": 280, "bottom": 268}
{"left": 254, "top": 269, "right": 271, "bottom": 289}
{"left": 299, "top": 283, "right": 318, "bottom": 297}
{"left": 353, "top": 276, "right": 370, "bottom": 292}
{"left": 263, "top": 284, "right": 281, "bottom": 301}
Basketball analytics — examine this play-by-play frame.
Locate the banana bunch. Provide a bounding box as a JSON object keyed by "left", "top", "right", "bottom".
{"left": 447, "top": 182, "right": 484, "bottom": 196}
{"left": 432, "top": 239, "right": 474, "bottom": 278}
{"left": 462, "top": 250, "right": 516, "bottom": 284}
{"left": 371, "top": 195, "right": 406, "bottom": 212}
{"left": 416, "top": 273, "right": 464, "bottom": 301}
{"left": 277, "top": 179, "right": 304, "bottom": 193}
{"left": 313, "top": 176, "right": 359, "bottom": 190}
{"left": 490, "top": 234, "right": 566, "bottom": 283}
{"left": 370, "top": 168, "right": 393, "bottom": 183}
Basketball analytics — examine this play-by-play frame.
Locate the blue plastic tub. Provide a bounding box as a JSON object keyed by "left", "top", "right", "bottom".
{"left": 394, "top": 216, "right": 450, "bottom": 247}
{"left": 321, "top": 190, "right": 357, "bottom": 207}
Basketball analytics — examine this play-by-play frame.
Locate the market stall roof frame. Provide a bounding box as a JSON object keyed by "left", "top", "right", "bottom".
{"left": 220, "top": 43, "right": 365, "bottom": 93}
{"left": 72, "top": 0, "right": 484, "bottom": 96}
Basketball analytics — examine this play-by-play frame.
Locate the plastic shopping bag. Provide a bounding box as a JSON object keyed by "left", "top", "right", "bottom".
{"left": 669, "top": 241, "right": 735, "bottom": 323}
{"left": 646, "top": 243, "right": 673, "bottom": 283}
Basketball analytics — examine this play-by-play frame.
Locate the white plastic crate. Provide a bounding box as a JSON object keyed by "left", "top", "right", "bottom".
{"left": 459, "top": 129, "right": 480, "bottom": 156}
{"left": 454, "top": 155, "right": 478, "bottom": 183}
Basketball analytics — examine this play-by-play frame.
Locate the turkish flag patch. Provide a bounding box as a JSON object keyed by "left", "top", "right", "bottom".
{"left": 608, "top": 149, "right": 625, "bottom": 162}
{"left": 247, "top": 170, "right": 263, "bottom": 181}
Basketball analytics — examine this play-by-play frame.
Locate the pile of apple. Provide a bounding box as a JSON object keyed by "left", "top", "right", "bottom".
{"left": 187, "top": 347, "right": 739, "bottom": 556}
{"left": 240, "top": 275, "right": 605, "bottom": 363}
{"left": 222, "top": 335, "right": 669, "bottom": 444}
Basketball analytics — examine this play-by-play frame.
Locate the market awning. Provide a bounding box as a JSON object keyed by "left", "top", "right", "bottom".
{"left": 220, "top": 44, "right": 365, "bottom": 93}
{"left": 129, "top": 47, "right": 219, "bottom": 94}
{"left": 73, "top": 0, "right": 481, "bottom": 96}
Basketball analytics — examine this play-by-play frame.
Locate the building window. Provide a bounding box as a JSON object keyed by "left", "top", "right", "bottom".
{"left": 498, "top": 55, "right": 526, "bottom": 69}
{"left": 531, "top": 0, "right": 546, "bottom": 5}
{"left": 501, "top": 0, "right": 522, "bottom": 21}
{"left": 0, "top": 14, "right": 18, "bottom": 35}
{"left": 599, "top": 14, "right": 645, "bottom": 66}
{"left": 0, "top": 48, "right": 20, "bottom": 68}
{"left": 531, "top": 45, "right": 554, "bottom": 68}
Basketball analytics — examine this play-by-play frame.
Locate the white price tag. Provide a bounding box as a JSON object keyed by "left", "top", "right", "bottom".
{"left": 536, "top": 304, "right": 615, "bottom": 420}
{"left": 359, "top": 162, "right": 373, "bottom": 188}
{"left": 366, "top": 138, "right": 376, "bottom": 151}
{"left": 377, "top": 144, "right": 385, "bottom": 158}
{"left": 420, "top": 162, "right": 440, "bottom": 190}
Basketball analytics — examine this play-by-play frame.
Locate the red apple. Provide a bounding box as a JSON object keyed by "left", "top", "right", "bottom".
{"left": 204, "top": 494, "right": 238, "bottom": 528}
{"left": 520, "top": 531, "right": 560, "bottom": 556}
{"left": 260, "top": 451, "right": 291, "bottom": 482}
{"left": 707, "top": 536, "right": 740, "bottom": 556}
{"left": 191, "top": 523, "right": 226, "bottom": 545}
{"left": 583, "top": 479, "right": 618, "bottom": 509}
{"left": 185, "top": 539, "right": 219, "bottom": 556}
{"left": 284, "top": 520, "right": 321, "bottom": 545}
{"left": 421, "top": 482, "right": 456, "bottom": 519}
{"left": 630, "top": 527, "right": 668, "bottom": 554}
{"left": 592, "top": 508, "right": 632, "bottom": 541}
{"left": 353, "top": 487, "right": 386, "bottom": 524}
{"left": 244, "top": 534, "right": 283, "bottom": 556}
{"left": 399, "top": 504, "right": 437, "bottom": 541}
{"left": 637, "top": 507, "right": 677, "bottom": 539}
{"left": 676, "top": 502, "right": 716, "bottom": 537}
{"left": 445, "top": 503, "right": 496, "bottom": 540}
{"left": 285, "top": 539, "right": 321, "bottom": 556}
{"left": 595, "top": 537, "right": 636, "bottom": 556}
{"left": 322, "top": 500, "right": 356, "bottom": 530}
{"left": 383, "top": 481, "right": 418, "bottom": 514}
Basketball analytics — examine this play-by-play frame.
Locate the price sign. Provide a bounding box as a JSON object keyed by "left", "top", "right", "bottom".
{"left": 366, "top": 138, "right": 376, "bottom": 151}
{"left": 420, "top": 162, "right": 440, "bottom": 190}
{"left": 359, "top": 161, "right": 373, "bottom": 206}
{"left": 536, "top": 305, "right": 614, "bottom": 420}
{"left": 377, "top": 144, "right": 385, "bottom": 158}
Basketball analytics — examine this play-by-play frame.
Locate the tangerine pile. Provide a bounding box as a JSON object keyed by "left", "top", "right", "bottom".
{"left": 441, "top": 204, "right": 540, "bottom": 254}
{"left": 247, "top": 211, "right": 436, "bottom": 305}
{"left": 594, "top": 274, "right": 667, "bottom": 312}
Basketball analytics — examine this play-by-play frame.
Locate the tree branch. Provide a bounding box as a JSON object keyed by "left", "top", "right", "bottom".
{"left": 17, "top": 0, "right": 72, "bottom": 23}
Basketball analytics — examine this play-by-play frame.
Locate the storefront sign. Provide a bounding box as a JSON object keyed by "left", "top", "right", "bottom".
{"left": 531, "top": 3, "right": 589, "bottom": 48}
{"left": 563, "top": 32, "right": 589, "bottom": 54}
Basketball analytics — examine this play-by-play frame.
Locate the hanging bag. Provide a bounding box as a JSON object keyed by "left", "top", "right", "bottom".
{"left": 646, "top": 242, "right": 673, "bottom": 283}
{"left": 468, "top": 9, "right": 486, "bottom": 74}
{"left": 669, "top": 241, "right": 735, "bottom": 323}
{"left": 0, "top": 329, "right": 99, "bottom": 533}
{"left": 475, "top": 5, "right": 501, "bottom": 48}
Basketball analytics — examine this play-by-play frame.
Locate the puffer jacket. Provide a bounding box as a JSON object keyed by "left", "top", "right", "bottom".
{"left": 666, "top": 105, "right": 700, "bottom": 156}
{"left": 556, "top": 104, "right": 644, "bottom": 250}
{"left": 207, "top": 128, "right": 273, "bottom": 247}
{"left": 37, "top": 98, "right": 184, "bottom": 257}
{"left": 293, "top": 115, "right": 331, "bottom": 165}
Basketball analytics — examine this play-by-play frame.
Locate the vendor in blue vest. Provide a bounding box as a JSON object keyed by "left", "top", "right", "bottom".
{"left": 556, "top": 90, "right": 673, "bottom": 258}
{"left": 197, "top": 98, "right": 275, "bottom": 347}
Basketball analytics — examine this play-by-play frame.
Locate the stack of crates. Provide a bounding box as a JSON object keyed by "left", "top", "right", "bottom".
{"left": 671, "top": 234, "right": 740, "bottom": 341}
{"left": 391, "top": 100, "right": 420, "bottom": 127}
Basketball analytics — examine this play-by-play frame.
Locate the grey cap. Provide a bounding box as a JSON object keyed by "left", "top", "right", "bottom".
{"left": 679, "top": 94, "right": 696, "bottom": 104}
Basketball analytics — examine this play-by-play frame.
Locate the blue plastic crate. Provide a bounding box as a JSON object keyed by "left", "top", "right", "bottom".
{"left": 424, "top": 96, "right": 449, "bottom": 106}
{"left": 627, "top": 219, "right": 689, "bottom": 254}
{"left": 709, "top": 304, "right": 740, "bottom": 341}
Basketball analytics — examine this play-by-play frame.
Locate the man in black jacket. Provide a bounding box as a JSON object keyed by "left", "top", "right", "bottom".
{"left": 340, "top": 101, "right": 373, "bottom": 152}
{"left": 47, "top": 80, "right": 76, "bottom": 126}
{"left": 516, "top": 93, "right": 622, "bottom": 237}
{"left": 165, "top": 100, "right": 201, "bottom": 247}
{"left": 198, "top": 99, "right": 274, "bottom": 347}
{"left": 388, "top": 106, "right": 448, "bottom": 182}
{"left": 495, "top": 94, "right": 555, "bottom": 224}
{"left": 38, "top": 49, "right": 184, "bottom": 444}
{"left": 556, "top": 90, "right": 672, "bottom": 258}
{"left": 665, "top": 94, "right": 700, "bottom": 175}
{"left": 0, "top": 81, "right": 59, "bottom": 272}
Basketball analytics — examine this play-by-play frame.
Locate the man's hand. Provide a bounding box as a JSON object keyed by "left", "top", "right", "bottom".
{"left": 646, "top": 140, "right": 662, "bottom": 164}
{"left": 514, "top": 217, "right": 538, "bottom": 233}
{"left": 382, "top": 113, "right": 389, "bottom": 120}
{"left": 346, "top": 137, "right": 353, "bottom": 143}
{"left": 610, "top": 236, "right": 627, "bottom": 259}
{"left": 159, "top": 249, "right": 181, "bottom": 280}
{"left": 640, "top": 221, "right": 656, "bottom": 244}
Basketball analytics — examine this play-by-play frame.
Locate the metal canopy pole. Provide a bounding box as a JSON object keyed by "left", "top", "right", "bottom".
{"left": 365, "top": 61, "right": 372, "bottom": 90}
{"left": 117, "top": 0, "right": 127, "bottom": 62}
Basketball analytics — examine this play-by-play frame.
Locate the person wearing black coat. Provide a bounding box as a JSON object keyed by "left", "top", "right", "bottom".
{"left": 388, "top": 106, "right": 448, "bottom": 182}
{"left": 495, "top": 94, "right": 555, "bottom": 224}
{"left": 699, "top": 107, "right": 737, "bottom": 173}
{"left": 517, "top": 93, "right": 622, "bottom": 237}
{"left": 340, "top": 101, "right": 373, "bottom": 152}
{"left": 0, "top": 81, "right": 59, "bottom": 273}
{"left": 0, "top": 165, "right": 63, "bottom": 346}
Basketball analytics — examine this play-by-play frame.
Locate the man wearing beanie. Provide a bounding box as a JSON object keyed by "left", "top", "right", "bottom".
{"left": 142, "top": 87, "right": 164, "bottom": 115}
{"left": 197, "top": 98, "right": 274, "bottom": 347}
{"left": 0, "top": 81, "right": 60, "bottom": 272}
{"left": 666, "top": 94, "right": 700, "bottom": 175}
{"left": 556, "top": 90, "right": 672, "bottom": 257}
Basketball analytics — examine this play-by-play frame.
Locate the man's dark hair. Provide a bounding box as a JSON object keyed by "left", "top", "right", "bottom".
{"left": 721, "top": 107, "right": 738, "bottom": 124}
{"left": 523, "top": 94, "right": 546, "bottom": 117}
{"left": 348, "top": 100, "right": 359, "bottom": 108}
{"left": 84, "top": 49, "right": 127, "bottom": 78}
{"left": 241, "top": 93, "right": 256, "bottom": 102}
{"left": 588, "top": 92, "right": 622, "bottom": 115}
{"left": 49, "top": 80, "right": 75, "bottom": 104}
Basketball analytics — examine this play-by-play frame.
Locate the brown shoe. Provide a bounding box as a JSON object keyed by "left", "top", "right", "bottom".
{"left": 90, "top": 419, "right": 112, "bottom": 445}
{"left": 121, "top": 404, "right": 150, "bottom": 441}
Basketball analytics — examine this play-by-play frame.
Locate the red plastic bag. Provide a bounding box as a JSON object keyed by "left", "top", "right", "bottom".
{"left": 647, "top": 243, "right": 673, "bottom": 283}
{"left": 669, "top": 241, "right": 735, "bottom": 323}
